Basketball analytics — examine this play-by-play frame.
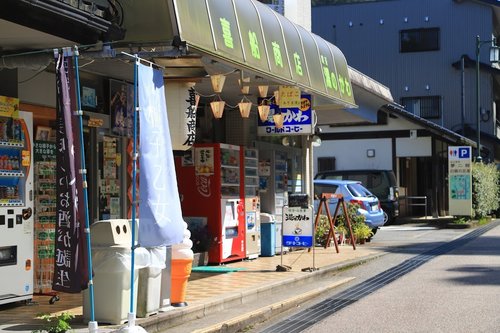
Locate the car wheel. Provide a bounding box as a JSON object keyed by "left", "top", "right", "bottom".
{"left": 371, "top": 228, "right": 378, "bottom": 235}
{"left": 383, "top": 211, "right": 389, "bottom": 224}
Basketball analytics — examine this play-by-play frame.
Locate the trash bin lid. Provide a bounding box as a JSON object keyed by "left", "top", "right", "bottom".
{"left": 91, "top": 219, "right": 134, "bottom": 246}
{"left": 260, "top": 213, "right": 275, "bottom": 224}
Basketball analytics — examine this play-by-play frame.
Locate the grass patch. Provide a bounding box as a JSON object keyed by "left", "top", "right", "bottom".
{"left": 451, "top": 217, "right": 470, "bottom": 225}
{"left": 477, "top": 216, "right": 491, "bottom": 226}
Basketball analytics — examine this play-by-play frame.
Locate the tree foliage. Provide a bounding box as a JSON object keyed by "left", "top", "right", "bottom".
{"left": 472, "top": 162, "right": 500, "bottom": 218}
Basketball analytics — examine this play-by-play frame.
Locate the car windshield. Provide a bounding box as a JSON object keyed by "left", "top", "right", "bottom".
{"left": 314, "top": 184, "right": 339, "bottom": 199}
{"left": 346, "top": 183, "right": 373, "bottom": 198}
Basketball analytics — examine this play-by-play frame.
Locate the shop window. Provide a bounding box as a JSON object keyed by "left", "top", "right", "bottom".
{"left": 317, "top": 157, "right": 335, "bottom": 172}
{"left": 401, "top": 96, "right": 441, "bottom": 119}
{"left": 400, "top": 28, "right": 439, "bottom": 53}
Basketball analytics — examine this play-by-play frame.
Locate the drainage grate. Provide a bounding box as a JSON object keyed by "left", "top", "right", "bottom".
{"left": 261, "top": 221, "right": 499, "bottom": 333}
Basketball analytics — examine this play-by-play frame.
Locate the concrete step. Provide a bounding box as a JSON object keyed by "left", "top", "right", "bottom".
{"left": 158, "top": 276, "right": 355, "bottom": 333}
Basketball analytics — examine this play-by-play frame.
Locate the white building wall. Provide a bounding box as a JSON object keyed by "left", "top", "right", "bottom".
{"left": 313, "top": 138, "right": 393, "bottom": 174}
{"left": 396, "top": 137, "right": 432, "bottom": 157}
{"left": 284, "top": 0, "right": 311, "bottom": 31}
{"left": 319, "top": 116, "right": 422, "bottom": 134}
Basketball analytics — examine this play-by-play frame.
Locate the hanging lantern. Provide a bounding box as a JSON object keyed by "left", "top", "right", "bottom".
{"left": 258, "top": 104, "right": 270, "bottom": 121}
{"left": 258, "top": 85, "right": 269, "bottom": 98}
{"left": 273, "top": 90, "right": 280, "bottom": 106}
{"left": 210, "top": 74, "right": 226, "bottom": 93}
{"left": 273, "top": 112, "right": 284, "bottom": 128}
{"left": 238, "top": 100, "right": 252, "bottom": 118}
{"left": 194, "top": 93, "right": 200, "bottom": 110}
{"left": 210, "top": 100, "right": 225, "bottom": 118}
{"left": 239, "top": 77, "right": 250, "bottom": 95}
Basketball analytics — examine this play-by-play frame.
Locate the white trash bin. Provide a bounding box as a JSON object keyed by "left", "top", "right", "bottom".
{"left": 137, "top": 247, "right": 166, "bottom": 318}
{"left": 83, "top": 219, "right": 142, "bottom": 325}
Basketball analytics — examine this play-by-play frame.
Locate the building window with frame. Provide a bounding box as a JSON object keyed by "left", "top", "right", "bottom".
{"left": 317, "top": 157, "right": 335, "bottom": 172}
{"left": 400, "top": 28, "right": 440, "bottom": 53}
{"left": 401, "top": 96, "right": 441, "bottom": 119}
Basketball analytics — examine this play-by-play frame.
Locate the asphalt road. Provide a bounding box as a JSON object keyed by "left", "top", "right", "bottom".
{"left": 252, "top": 221, "right": 500, "bottom": 333}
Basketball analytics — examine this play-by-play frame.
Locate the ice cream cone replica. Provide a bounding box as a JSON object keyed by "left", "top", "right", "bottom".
{"left": 171, "top": 221, "right": 194, "bottom": 307}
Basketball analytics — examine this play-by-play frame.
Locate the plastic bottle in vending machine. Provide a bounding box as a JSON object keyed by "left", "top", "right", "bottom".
{"left": 13, "top": 120, "right": 21, "bottom": 141}
{"left": 0, "top": 120, "right": 5, "bottom": 141}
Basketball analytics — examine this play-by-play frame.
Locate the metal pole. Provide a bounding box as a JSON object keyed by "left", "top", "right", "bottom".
{"left": 130, "top": 55, "right": 139, "bottom": 313}
{"left": 475, "top": 35, "right": 482, "bottom": 162}
{"left": 461, "top": 55, "right": 465, "bottom": 135}
{"left": 73, "top": 46, "right": 98, "bottom": 332}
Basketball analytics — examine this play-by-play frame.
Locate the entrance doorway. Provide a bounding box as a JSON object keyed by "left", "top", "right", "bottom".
{"left": 84, "top": 126, "right": 128, "bottom": 223}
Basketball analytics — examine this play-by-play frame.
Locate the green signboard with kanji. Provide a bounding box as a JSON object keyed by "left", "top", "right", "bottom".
{"left": 171, "top": 0, "right": 356, "bottom": 108}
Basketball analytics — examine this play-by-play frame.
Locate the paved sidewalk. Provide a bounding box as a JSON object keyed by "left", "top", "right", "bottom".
{"left": 0, "top": 242, "right": 383, "bottom": 333}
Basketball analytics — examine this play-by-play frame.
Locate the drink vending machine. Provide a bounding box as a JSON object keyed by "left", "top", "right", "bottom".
{"left": 244, "top": 148, "right": 260, "bottom": 259}
{"left": 259, "top": 149, "right": 289, "bottom": 254}
{"left": 0, "top": 110, "right": 34, "bottom": 305}
{"left": 175, "top": 143, "right": 246, "bottom": 264}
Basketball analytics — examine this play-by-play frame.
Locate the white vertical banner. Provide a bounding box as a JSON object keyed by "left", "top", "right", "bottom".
{"left": 138, "top": 64, "right": 184, "bottom": 246}
{"left": 448, "top": 146, "right": 472, "bottom": 216}
{"left": 164, "top": 82, "right": 197, "bottom": 150}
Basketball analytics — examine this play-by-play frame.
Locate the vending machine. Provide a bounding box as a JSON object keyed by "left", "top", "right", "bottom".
{"left": 175, "top": 143, "right": 246, "bottom": 264}
{"left": 244, "top": 148, "right": 260, "bottom": 259}
{"left": 0, "top": 109, "right": 34, "bottom": 305}
{"left": 259, "top": 149, "right": 289, "bottom": 254}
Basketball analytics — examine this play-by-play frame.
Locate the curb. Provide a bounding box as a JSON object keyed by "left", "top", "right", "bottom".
{"left": 193, "top": 277, "right": 356, "bottom": 333}
{"left": 131, "top": 252, "right": 385, "bottom": 333}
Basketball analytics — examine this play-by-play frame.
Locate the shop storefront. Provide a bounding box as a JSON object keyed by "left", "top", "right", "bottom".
{"left": 143, "top": 0, "right": 360, "bottom": 263}
{"left": 0, "top": 0, "right": 370, "bottom": 312}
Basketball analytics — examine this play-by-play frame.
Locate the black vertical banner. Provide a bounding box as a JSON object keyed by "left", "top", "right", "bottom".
{"left": 52, "top": 53, "right": 89, "bottom": 293}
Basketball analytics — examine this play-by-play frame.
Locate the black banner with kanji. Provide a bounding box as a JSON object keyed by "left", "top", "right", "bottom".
{"left": 52, "top": 53, "right": 89, "bottom": 293}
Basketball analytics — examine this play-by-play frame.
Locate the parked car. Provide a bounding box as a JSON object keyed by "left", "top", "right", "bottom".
{"left": 315, "top": 169, "right": 399, "bottom": 224}
{"left": 313, "top": 179, "right": 386, "bottom": 232}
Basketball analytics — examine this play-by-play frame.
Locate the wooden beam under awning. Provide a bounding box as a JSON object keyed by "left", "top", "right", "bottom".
{"left": 20, "top": 102, "right": 55, "bottom": 125}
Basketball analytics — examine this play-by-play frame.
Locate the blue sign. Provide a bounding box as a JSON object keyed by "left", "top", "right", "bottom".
{"left": 459, "top": 147, "right": 470, "bottom": 159}
{"left": 283, "top": 235, "right": 313, "bottom": 247}
{"left": 257, "top": 94, "right": 313, "bottom": 136}
{"left": 282, "top": 206, "right": 314, "bottom": 248}
{"left": 449, "top": 146, "right": 471, "bottom": 160}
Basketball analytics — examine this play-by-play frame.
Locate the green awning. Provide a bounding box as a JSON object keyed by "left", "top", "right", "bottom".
{"left": 171, "top": 0, "right": 357, "bottom": 108}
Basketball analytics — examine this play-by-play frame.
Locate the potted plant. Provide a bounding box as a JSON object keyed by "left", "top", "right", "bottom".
{"left": 315, "top": 214, "right": 331, "bottom": 246}
{"left": 32, "top": 312, "right": 74, "bottom": 333}
{"left": 334, "top": 220, "right": 347, "bottom": 244}
{"left": 352, "top": 222, "right": 373, "bottom": 244}
{"left": 334, "top": 202, "right": 372, "bottom": 244}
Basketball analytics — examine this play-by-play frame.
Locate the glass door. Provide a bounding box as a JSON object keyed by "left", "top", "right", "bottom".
{"left": 98, "top": 135, "right": 124, "bottom": 220}
{"left": 85, "top": 126, "right": 127, "bottom": 223}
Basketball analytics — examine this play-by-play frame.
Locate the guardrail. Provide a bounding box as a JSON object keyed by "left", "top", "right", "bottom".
{"left": 402, "top": 196, "right": 428, "bottom": 219}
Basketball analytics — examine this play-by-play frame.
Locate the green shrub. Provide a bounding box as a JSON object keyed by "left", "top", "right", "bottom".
{"left": 472, "top": 162, "right": 500, "bottom": 218}
{"left": 352, "top": 222, "right": 373, "bottom": 241}
{"left": 451, "top": 217, "right": 470, "bottom": 225}
{"left": 315, "top": 202, "right": 371, "bottom": 244}
{"left": 33, "top": 312, "right": 74, "bottom": 333}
